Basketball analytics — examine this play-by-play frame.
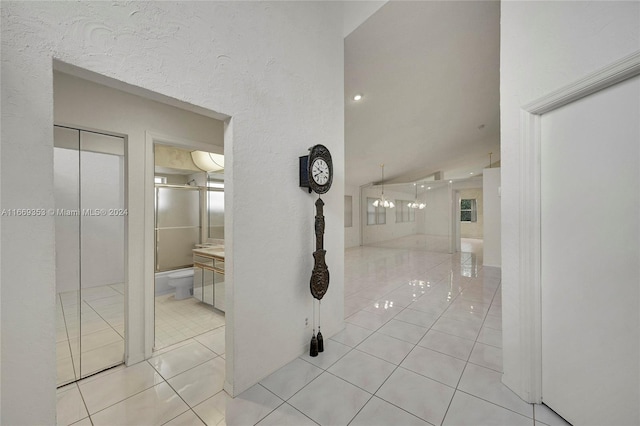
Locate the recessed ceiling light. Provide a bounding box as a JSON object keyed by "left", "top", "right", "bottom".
{"left": 427, "top": 186, "right": 431, "bottom": 190}
{"left": 449, "top": 180, "right": 453, "bottom": 183}
{"left": 420, "top": 185, "right": 424, "bottom": 188}
{"left": 413, "top": 183, "right": 416, "bottom": 186}
{"left": 469, "top": 172, "right": 474, "bottom": 175}
{"left": 353, "top": 94, "right": 362, "bottom": 101}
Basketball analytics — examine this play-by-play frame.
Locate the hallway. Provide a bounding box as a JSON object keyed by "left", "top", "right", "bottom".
{"left": 56, "top": 238, "right": 567, "bottom": 425}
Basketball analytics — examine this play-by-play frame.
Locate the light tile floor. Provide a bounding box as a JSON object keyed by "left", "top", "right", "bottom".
{"left": 56, "top": 236, "right": 571, "bottom": 426}
{"left": 155, "top": 293, "right": 226, "bottom": 350}
{"left": 56, "top": 283, "right": 126, "bottom": 386}
{"left": 57, "top": 281, "right": 225, "bottom": 387}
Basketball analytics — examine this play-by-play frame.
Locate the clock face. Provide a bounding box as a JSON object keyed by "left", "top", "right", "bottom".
{"left": 311, "top": 158, "right": 330, "bottom": 185}
{"left": 306, "top": 144, "right": 333, "bottom": 194}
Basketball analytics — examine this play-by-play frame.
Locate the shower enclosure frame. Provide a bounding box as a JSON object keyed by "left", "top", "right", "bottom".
{"left": 154, "top": 183, "right": 203, "bottom": 273}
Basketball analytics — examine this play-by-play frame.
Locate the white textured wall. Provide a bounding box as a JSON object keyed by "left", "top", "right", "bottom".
{"left": 500, "top": 0, "right": 639, "bottom": 401}
{"left": 55, "top": 72, "right": 223, "bottom": 145}
{"left": 482, "top": 168, "right": 501, "bottom": 267}
{"left": 361, "top": 186, "right": 418, "bottom": 245}
{"left": 420, "top": 185, "right": 450, "bottom": 237}
{"left": 345, "top": 184, "right": 360, "bottom": 248}
{"left": 0, "top": 2, "right": 344, "bottom": 424}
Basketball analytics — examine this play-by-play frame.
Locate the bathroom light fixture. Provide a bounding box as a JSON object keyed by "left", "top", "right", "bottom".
{"left": 372, "top": 164, "right": 394, "bottom": 208}
{"left": 408, "top": 182, "right": 426, "bottom": 209}
{"left": 191, "top": 151, "right": 224, "bottom": 172}
{"left": 353, "top": 94, "right": 362, "bottom": 101}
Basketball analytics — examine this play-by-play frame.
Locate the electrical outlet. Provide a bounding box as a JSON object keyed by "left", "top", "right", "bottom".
{"left": 305, "top": 317, "right": 309, "bottom": 328}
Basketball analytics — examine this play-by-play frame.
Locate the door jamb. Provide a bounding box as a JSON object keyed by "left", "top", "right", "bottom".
{"left": 143, "top": 131, "right": 224, "bottom": 360}
{"left": 515, "top": 50, "right": 640, "bottom": 402}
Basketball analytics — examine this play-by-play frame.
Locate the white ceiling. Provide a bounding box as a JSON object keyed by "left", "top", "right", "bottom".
{"left": 345, "top": 1, "right": 500, "bottom": 187}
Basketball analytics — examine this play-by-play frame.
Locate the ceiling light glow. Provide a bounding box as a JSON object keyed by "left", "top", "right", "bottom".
{"left": 353, "top": 94, "right": 362, "bottom": 101}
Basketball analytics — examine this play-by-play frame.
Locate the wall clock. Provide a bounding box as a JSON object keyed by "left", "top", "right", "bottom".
{"left": 299, "top": 144, "right": 333, "bottom": 194}
{"left": 300, "top": 144, "right": 333, "bottom": 356}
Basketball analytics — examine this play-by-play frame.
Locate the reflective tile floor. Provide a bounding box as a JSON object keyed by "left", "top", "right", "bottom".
{"left": 57, "top": 236, "right": 570, "bottom": 425}
{"left": 56, "top": 283, "right": 125, "bottom": 387}
{"left": 155, "top": 293, "right": 226, "bottom": 350}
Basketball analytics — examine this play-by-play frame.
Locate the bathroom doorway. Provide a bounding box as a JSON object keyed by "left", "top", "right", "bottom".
{"left": 153, "top": 143, "right": 226, "bottom": 350}
{"left": 54, "top": 125, "right": 126, "bottom": 386}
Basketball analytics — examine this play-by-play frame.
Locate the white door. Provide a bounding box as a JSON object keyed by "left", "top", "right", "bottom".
{"left": 541, "top": 74, "right": 639, "bottom": 425}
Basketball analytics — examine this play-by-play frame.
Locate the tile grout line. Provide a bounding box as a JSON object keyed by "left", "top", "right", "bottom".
{"left": 440, "top": 278, "right": 502, "bottom": 425}
{"left": 59, "top": 292, "right": 81, "bottom": 386}
{"left": 455, "top": 388, "right": 535, "bottom": 421}
{"left": 256, "top": 383, "right": 321, "bottom": 426}
{"left": 73, "top": 380, "right": 95, "bottom": 426}
{"left": 82, "top": 296, "right": 124, "bottom": 344}
{"left": 83, "top": 381, "right": 168, "bottom": 421}
{"left": 160, "top": 373, "right": 213, "bottom": 426}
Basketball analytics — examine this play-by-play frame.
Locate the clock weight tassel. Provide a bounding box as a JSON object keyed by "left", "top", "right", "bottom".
{"left": 310, "top": 300, "right": 318, "bottom": 357}
{"left": 317, "top": 300, "right": 324, "bottom": 352}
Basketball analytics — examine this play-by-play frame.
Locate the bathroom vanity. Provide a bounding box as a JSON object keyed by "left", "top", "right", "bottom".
{"left": 192, "top": 244, "right": 225, "bottom": 312}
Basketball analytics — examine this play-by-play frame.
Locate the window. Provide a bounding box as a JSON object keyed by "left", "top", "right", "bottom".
{"left": 461, "top": 199, "right": 477, "bottom": 222}
{"left": 344, "top": 195, "right": 353, "bottom": 228}
{"left": 395, "top": 200, "right": 416, "bottom": 223}
{"left": 367, "top": 197, "right": 386, "bottom": 225}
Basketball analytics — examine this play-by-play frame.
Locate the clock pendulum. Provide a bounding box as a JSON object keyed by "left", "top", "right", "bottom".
{"left": 310, "top": 196, "right": 328, "bottom": 356}
{"left": 299, "top": 144, "right": 333, "bottom": 357}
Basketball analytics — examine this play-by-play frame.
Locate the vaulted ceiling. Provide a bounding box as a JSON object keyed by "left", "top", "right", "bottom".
{"left": 345, "top": 1, "right": 500, "bottom": 187}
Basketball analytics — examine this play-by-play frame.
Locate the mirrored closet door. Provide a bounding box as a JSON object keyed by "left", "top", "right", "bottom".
{"left": 54, "top": 125, "right": 126, "bottom": 386}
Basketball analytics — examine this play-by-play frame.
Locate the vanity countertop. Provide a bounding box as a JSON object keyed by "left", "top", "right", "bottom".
{"left": 192, "top": 246, "right": 225, "bottom": 260}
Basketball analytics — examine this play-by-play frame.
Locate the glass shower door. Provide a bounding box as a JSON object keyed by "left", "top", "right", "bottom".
{"left": 155, "top": 186, "right": 201, "bottom": 272}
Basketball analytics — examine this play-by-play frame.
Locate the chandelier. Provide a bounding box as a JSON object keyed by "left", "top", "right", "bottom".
{"left": 408, "top": 183, "right": 426, "bottom": 209}
{"left": 372, "top": 164, "right": 394, "bottom": 208}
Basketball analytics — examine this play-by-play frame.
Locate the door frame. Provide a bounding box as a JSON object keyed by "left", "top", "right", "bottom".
{"left": 514, "top": 50, "right": 640, "bottom": 402}
{"left": 143, "top": 131, "right": 224, "bottom": 359}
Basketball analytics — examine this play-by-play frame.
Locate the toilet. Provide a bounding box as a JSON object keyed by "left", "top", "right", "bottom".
{"left": 167, "top": 269, "right": 194, "bottom": 300}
